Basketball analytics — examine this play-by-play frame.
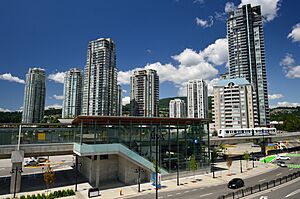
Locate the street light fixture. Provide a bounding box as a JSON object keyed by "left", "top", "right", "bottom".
{"left": 10, "top": 166, "right": 23, "bottom": 198}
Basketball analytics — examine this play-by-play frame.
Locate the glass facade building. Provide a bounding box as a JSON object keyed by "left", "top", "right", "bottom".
{"left": 62, "top": 68, "right": 83, "bottom": 118}
{"left": 22, "top": 68, "right": 46, "bottom": 123}
{"left": 227, "top": 4, "right": 269, "bottom": 126}
{"left": 82, "top": 38, "right": 118, "bottom": 116}
{"left": 72, "top": 116, "right": 210, "bottom": 173}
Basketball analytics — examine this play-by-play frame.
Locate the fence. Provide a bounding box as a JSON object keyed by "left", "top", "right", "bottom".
{"left": 217, "top": 170, "right": 300, "bottom": 199}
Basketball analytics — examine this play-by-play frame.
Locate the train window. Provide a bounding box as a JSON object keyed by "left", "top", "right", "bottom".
{"left": 226, "top": 130, "right": 229, "bottom": 134}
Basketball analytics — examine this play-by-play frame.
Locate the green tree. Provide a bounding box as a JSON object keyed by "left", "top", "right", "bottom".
{"left": 152, "top": 159, "right": 160, "bottom": 173}
{"left": 243, "top": 151, "right": 250, "bottom": 169}
{"left": 44, "top": 165, "right": 55, "bottom": 190}
{"left": 189, "top": 154, "right": 198, "bottom": 181}
{"left": 226, "top": 156, "right": 233, "bottom": 175}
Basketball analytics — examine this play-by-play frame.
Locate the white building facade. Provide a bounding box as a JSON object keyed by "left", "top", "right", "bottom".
{"left": 187, "top": 80, "right": 208, "bottom": 119}
{"left": 212, "top": 78, "right": 258, "bottom": 130}
{"left": 130, "top": 69, "right": 159, "bottom": 117}
{"left": 169, "top": 99, "right": 186, "bottom": 118}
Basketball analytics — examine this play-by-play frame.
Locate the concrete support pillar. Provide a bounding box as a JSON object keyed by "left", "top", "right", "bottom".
{"left": 10, "top": 151, "right": 24, "bottom": 194}
{"left": 95, "top": 155, "right": 100, "bottom": 188}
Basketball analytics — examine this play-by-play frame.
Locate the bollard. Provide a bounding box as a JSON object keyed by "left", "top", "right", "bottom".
{"left": 120, "top": 189, "right": 123, "bottom": 195}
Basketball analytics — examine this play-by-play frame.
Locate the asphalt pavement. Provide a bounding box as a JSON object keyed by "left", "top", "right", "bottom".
{"left": 246, "top": 177, "right": 300, "bottom": 199}
{"left": 128, "top": 156, "right": 300, "bottom": 199}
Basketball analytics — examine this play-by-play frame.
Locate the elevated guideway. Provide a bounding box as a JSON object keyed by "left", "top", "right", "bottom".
{"left": 210, "top": 132, "right": 300, "bottom": 146}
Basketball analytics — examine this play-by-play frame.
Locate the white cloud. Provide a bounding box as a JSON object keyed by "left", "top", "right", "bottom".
{"left": 53, "top": 95, "right": 64, "bottom": 100}
{"left": 118, "top": 38, "right": 228, "bottom": 96}
{"left": 200, "top": 38, "right": 228, "bottom": 65}
{"left": 0, "top": 107, "right": 11, "bottom": 112}
{"left": 0, "top": 73, "right": 25, "bottom": 84}
{"left": 195, "top": 16, "right": 214, "bottom": 28}
{"left": 288, "top": 23, "right": 300, "bottom": 43}
{"left": 48, "top": 72, "right": 65, "bottom": 84}
{"left": 122, "top": 96, "right": 130, "bottom": 105}
{"left": 268, "top": 93, "right": 284, "bottom": 100}
{"left": 225, "top": 2, "right": 237, "bottom": 13}
{"left": 281, "top": 53, "right": 300, "bottom": 79}
{"left": 285, "top": 65, "right": 300, "bottom": 79}
{"left": 239, "top": 0, "right": 281, "bottom": 22}
{"left": 45, "top": 104, "right": 63, "bottom": 110}
{"left": 275, "top": 101, "right": 300, "bottom": 108}
{"left": 280, "top": 53, "right": 295, "bottom": 66}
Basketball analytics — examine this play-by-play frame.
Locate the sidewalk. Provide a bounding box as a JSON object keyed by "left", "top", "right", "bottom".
{"left": 1, "top": 161, "right": 276, "bottom": 199}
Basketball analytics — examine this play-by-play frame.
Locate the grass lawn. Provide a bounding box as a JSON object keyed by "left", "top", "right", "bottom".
{"left": 288, "top": 164, "right": 300, "bottom": 168}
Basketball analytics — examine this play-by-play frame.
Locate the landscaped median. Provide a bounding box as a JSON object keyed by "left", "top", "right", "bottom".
{"left": 1, "top": 189, "right": 75, "bottom": 199}
{"left": 286, "top": 153, "right": 300, "bottom": 157}
{"left": 288, "top": 164, "right": 300, "bottom": 168}
{"left": 260, "top": 155, "right": 276, "bottom": 163}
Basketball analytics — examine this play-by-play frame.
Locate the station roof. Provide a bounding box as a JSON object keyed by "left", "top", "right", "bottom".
{"left": 72, "top": 116, "right": 209, "bottom": 125}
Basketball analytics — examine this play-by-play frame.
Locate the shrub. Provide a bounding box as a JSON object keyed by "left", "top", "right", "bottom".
{"left": 20, "top": 196, "right": 26, "bottom": 199}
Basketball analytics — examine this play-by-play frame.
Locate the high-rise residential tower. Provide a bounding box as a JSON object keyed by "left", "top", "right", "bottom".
{"left": 187, "top": 79, "right": 208, "bottom": 119}
{"left": 116, "top": 84, "right": 122, "bottom": 116}
{"left": 169, "top": 99, "right": 186, "bottom": 118}
{"left": 212, "top": 78, "right": 257, "bottom": 130}
{"left": 22, "top": 68, "right": 46, "bottom": 123}
{"left": 62, "top": 68, "right": 83, "bottom": 118}
{"left": 82, "top": 38, "right": 118, "bottom": 116}
{"left": 227, "top": 4, "right": 269, "bottom": 126}
{"left": 130, "top": 69, "right": 159, "bottom": 117}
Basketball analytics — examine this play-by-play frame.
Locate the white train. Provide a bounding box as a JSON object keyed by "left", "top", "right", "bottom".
{"left": 218, "top": 127, "right": 277, "bottom": 138}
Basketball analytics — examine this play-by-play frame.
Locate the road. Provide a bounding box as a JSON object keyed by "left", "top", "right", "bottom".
{"left": 248, "top": 177, "right": 300, "bottom": 199}
{"left": 0, "top": 155, "right": 74, "bottom": 177}
{"left": 0, "top": 155, "right": 84, "bottom": 195}
{"left": 129, "top": 156, "right": 300, "bottom": 199}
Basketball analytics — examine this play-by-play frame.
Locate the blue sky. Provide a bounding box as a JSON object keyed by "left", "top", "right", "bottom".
{"left": 0, "top": 0, "right": 300, "bottom": 111}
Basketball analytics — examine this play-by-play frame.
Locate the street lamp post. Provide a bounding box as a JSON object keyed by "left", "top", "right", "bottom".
{"left": 176, "top": 127, "right": 179, "bottom": 186}
{"left": 135, "top": 167, "right": 144, "bottom": 192}
{"left": 10, "top": 166, "right": 23, "bottom": 198}
{"left": 240, "top": 156, "right": 243, "bottom": 173}
{"left": 251, "top": 152, "right": 255, "bottom": 168}
{"left": 74, "top": 154, "right": 82, "bottom": 192}
{"left": 262, "top": 129, "right": 266, "bottom": 163}
{"left": 155, "top": 133, "right": 158, "bottom": 199}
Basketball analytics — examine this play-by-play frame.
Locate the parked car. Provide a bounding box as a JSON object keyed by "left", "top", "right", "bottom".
{"left": 228, "top": 178, "right": 245, "bottom": 189}
{"left": 24, "top": 160, "right": 38, "bottom": 166}
{"left": 36, "top": 157, "right": 48, "bottom": 163}
{"left": 276, "top": 155, "right": 290, "bottom": 160}
{"left": 277, "top": 161, "right": 287, "bottom": 167}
